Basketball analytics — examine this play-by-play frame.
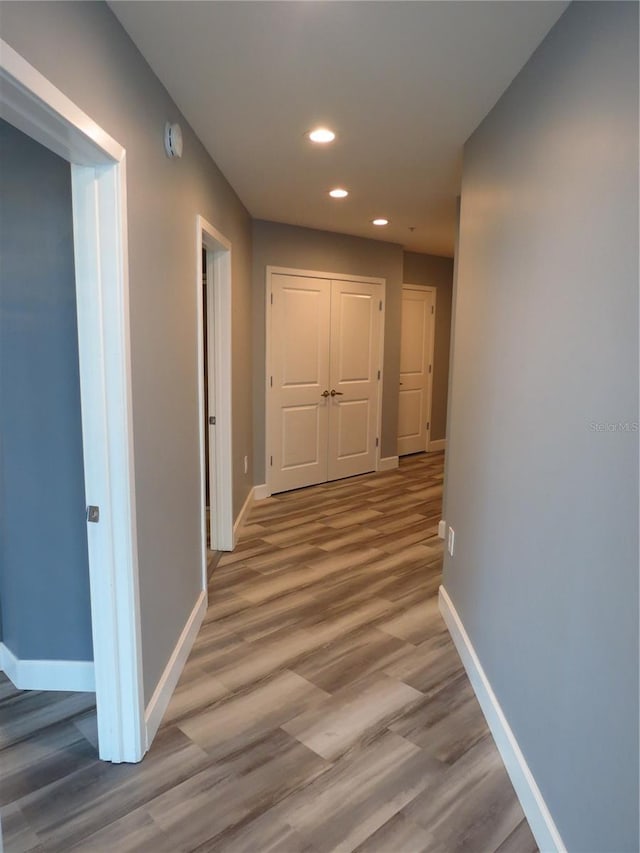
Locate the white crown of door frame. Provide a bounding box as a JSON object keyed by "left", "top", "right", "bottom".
{"left": 265, "top": 265, "right": 386, "bottom": 496}
{"left": 0, "top": 40, "right": 145, "bottom": 762}
{"left": 196, "top": 217, "right": 234, "bottom": 561}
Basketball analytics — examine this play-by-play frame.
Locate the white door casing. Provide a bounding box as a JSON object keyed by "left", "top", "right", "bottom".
{"left": 267, "top": 268, "right": 385, "bottom": 494}
{"left": 398, "top": 285, "right": 436, "bottom": 456}
{"left": 196, "top": 217, "right": 234, "bottom": 559}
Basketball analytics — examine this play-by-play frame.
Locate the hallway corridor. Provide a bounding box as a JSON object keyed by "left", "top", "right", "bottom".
{"left": 1, "top": 453, "right": 536, "bottom": 851}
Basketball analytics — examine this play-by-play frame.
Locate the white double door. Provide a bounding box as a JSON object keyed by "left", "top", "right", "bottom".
{"left": 269, "top": 272, "right": 383, "bottom": 493}
{"left": 397, "top": 285, "right": 436, "bottom": 456}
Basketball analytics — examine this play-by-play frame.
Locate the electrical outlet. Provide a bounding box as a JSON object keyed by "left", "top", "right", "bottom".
{"left": 438, "top": 520, "right": 446, "bottom": 540}
{"left": 447, "top": 526, "right": 455, "bottom": 556}
{"left": 243, "top": 455, "right": 248, "bottom": 474}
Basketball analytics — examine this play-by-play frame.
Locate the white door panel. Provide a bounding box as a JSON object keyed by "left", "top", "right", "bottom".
{"left": 328, "top": 280, "right": 380, "bottom": 480}
{"left": 270, "top": 274, "right": 330, "bottom": 492}
{"left": 398, "top": 287, "right": 435, "bottom": 456}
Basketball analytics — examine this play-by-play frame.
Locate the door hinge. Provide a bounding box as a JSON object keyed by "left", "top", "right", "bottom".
{"left": 379, "top": 300, "right": 383, "bottom": 311}
{"left": 270, "top": 455, "right": 273, "bottom": 467}
{"left": 377, "top": 369, "right": 381, "bottom": 380}
{"left": 270, "top": 293, "right": 273, "bottom": 305}
{"left": 375, "top": 437, "right": 379, "bottom": 447}
{"left": 428, "top": 364, "right": 432, "bottom": 374}
{"left": 86, "top": 505, "right": 100, "bottom": 523}
{"left": 270, "top": 376, "right": 273, "bottom": 388}
{"left": 209, "top": 415, "right": 216, "bottom": 425}
{"left": 426, "top": 422, "right": 430, "bottom": 431}
{"left": 431, "top": 305, "right": 434, "bottom": 314}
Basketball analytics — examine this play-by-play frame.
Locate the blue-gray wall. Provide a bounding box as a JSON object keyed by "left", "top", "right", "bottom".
{"left": 0, "top": 118, "right": 92, "bottom": 661}
{"left": 443, "top": 3, "right": 638, "bottom": 851}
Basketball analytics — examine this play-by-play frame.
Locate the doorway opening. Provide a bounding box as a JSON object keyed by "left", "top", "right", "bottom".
{"left": 196, "top": 217, "right": 234, "bottom": 583}
{"left": 0, "top": 39, "right": 144, "bottom": 762}
{"left": 398, "top": 284, "right": 437, "bottom": 456}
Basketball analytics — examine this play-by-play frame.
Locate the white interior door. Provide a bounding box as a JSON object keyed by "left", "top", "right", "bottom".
{"left": 398, "top": 286, "right": 436, "bottom": 456}
{"left": 328, "top": 279, "right": 381, "bottom": 480}
{"left": 269, "top": 274, "right": 331, "bottom": 492}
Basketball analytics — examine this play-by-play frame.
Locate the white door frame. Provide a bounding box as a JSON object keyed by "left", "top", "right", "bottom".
{"left": 196, "top": 217, "right": 234, "bottom": 559}
{"left": 400, "top": 283, "right": 437, "bottom": 452}
{"left": 265, "top": 265, "right": 386, "bottom": 496}
{"left": 0, "top": 40, "right": 145, "bottom": 762}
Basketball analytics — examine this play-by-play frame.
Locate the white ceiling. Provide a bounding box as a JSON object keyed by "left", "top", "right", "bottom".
{"left": 109, "top": 1, "right": 568, "bottom": 256}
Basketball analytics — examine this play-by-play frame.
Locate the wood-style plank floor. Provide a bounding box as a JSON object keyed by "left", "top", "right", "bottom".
{"left": 0, "top": 452, "right": 537, "bottom": 852}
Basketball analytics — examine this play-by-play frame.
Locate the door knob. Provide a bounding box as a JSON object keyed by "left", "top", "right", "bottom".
{"left": 330, "top": 389, "right": 344, "bottom": 396}
{"left": 321, "top": 390, "right": 330, "bottom": 398}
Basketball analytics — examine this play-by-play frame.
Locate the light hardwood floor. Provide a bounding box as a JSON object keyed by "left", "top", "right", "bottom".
{"left": 0, "top": 452, "right": 537, "bottom": 852}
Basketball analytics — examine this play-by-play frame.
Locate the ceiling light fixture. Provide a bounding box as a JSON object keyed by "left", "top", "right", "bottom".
{"left": 372, "top": 218, "right": 389, "bottom": 226}
{"left": 329, "top": 188, "right": 348, "bottom": 198}
{"left": 308, "top": 127, "right": 335, "bottom": 144}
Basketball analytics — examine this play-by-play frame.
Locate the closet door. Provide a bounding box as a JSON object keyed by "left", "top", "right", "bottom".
{"left": 269, "top": 273, "right": 331, "bottom": 492}
{"left": 327, "top": 279, "right": 381, "bottom": 481}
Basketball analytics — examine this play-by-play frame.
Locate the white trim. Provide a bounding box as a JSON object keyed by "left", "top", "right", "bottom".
{"left": 144, "top": 590, "right": 207, "bottom": 748}
{"left": 438, "top": 586, "right": 566, "bottom": 853}
{"left": 265, "top": 265, "right": 386, "bottom": 493}
{"left": 267, "top": 265, "right": 386, "bottom": 287}
{"left": 0, "top": 643, "right": 95, "bottom": 692}
{"left": 233, "top": 486, "right": 256, "bottom": 540}
{"left": 1, "top": 41, "right": 145, "bottom": 763}
{"left": 428, "top": 438, "right": 447, "bottom": 453}
{"left": 378, "top": 456, "right": 399, "bottom": 471}
{"left": 196, "top": 217, "right": 234, "bottom": 557}
{"left": 437, "top": 519, "right": 447, "bottom": 539}
{"left": 253, "top": 484, "right": 271, "bottom": 500}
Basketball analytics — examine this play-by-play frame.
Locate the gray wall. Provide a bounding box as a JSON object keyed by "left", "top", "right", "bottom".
{"left": 0, "top": 119, "right": 92, "bottom": 661}
{"left": 443, "top": 3, "right": 638, "bottom": 851}
{"left": 0, "top": 2, "right": 254, "bottom": 702}
{"left": 252, "top": 220, "right": 404, "bottom": 478}
{"left": 402, "top": 252, "right": 453, "bottom": 441}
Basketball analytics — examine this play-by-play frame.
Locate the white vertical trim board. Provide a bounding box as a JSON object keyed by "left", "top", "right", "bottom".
{"left": 438, "top": 586, "right": 566, "bottom": 853}
{"left": 378, "top": 456, "right": 399, "bottom": 471}
{"left": 0, "top": 643, "right": 95, "bottom": 692}
{"left": 1, "top": 40, "right": 145, "bottom": 763}
{"left": 144, "top": 590, "right": 207, "bottom": 748}
{"left": 428, "top": 438, "right": 447, "bottom": 453}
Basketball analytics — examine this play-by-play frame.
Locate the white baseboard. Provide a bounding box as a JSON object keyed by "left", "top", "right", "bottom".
{"left": 253, "top": 483, "right": 270, "bottom": 500}
{"left": 438, "top": 586, "right": 565, "bottom": 853}
{"left": 378, "top": 456, "right": 399, "bottom": 471}
{"left": 144, "top": 589, "right": 207, "bottom": 748}
{"left": 428, "top": 438, "right": 447, "bottom": 452}
{"left": 0, "top": 642, "right": 95, "bottom": 692}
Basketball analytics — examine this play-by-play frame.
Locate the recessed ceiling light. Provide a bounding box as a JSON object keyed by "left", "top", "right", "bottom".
{"left": 308, "top": 127, "right": 335, "bottom": 144}
{"left": 372, "top": 218, "right": 389, "bottom": 226}
{"left": 329, "top": 188, "right": 348, "bottom": 198}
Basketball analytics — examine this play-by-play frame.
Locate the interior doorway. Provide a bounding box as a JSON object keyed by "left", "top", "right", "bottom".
{"left": 0, "top": 39, "right": 144, "bottom": 762}
{"left": 398, "top": 284, "right": 437, "bottom": 456}
{"left": 196, "top": 217, "right": 234, "bottom": 573}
